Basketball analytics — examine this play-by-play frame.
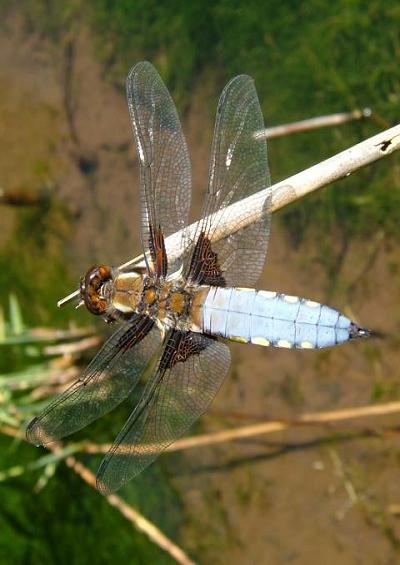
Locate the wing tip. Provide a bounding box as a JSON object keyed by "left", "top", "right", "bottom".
{"left": 220, "top": 73, "right": 254, "bottom": 98}
{"left": 26, "top": 417, "right": 41, "bottom": 447}
{"left": 96, "top": 475, "right": 111, "bottom": 496}
{"left": 127, "top": 60, "right": 154, "bottom": 84}
{"left": 26, "top": 417, "right": 55, "bottom": 447}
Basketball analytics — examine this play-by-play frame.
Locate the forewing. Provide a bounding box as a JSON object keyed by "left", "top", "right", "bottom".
{"left": 96, "top": 331, "right": 230, "bottom": 494}
{"left": 187, "top": 74, "right": 271, "bottom": 287}
{"left": 127, "top": 62, "right": 192, "bottom": 277}
{"left": 26, "top": 316, "right": 162, "bottom": 446}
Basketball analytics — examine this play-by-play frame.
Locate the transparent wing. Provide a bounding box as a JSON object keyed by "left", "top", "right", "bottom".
{"left": 26, "top": 316, "right": 162, "bottom": 446}
{"left": 187, "top": 74, "right": 271, "bottom": 287}
{"left": 127, "top": 61, "right": 192, "bottom": 277}
{"left": 96, "top": 331, "right": 231, "bottom": 494}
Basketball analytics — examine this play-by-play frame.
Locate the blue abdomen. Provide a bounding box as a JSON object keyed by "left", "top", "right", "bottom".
{"left": 202, "top": 287, "right": 363, "bottom": 349}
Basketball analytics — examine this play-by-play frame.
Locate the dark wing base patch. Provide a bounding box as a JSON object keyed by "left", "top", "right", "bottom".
{"left": 149, "top": 224, "right": 168, "bottom": 278}
{"left": 160, "top": 330, "right": 209, "bottom": 370}
{"left": 188, "top": 231, "right": 226, "bottom": 286}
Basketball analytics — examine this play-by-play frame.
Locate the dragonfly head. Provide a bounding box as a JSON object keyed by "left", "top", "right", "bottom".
{"left": 80, "top": 264, "right": 114, "bottom": 316}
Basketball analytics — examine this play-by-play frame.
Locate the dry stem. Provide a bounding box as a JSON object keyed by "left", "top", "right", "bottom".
{"left": 58, "top": 122, "right": 400, "bottom": 307}
{"left": 80, "top": 401, "right": 400, "bottom": 455}
{"left": 257, "top": 108, "right": 371, "bottom": 139}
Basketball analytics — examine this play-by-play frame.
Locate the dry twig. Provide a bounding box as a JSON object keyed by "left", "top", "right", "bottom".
{"left": 64, "top": 454, "right": 196, "bottom": 565}
{"left": 58, "top": 122, "right": 400, "bottom": 307}
{"left": 257, "top": 108, "right": 371, "bottom": 139}
{"left": 80, "top": 401, "right": 400, "bottom": 455}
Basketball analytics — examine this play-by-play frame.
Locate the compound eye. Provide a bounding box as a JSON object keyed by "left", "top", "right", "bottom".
{"left": 88, "top": 271, "right": 101, "bottom": 289}
{"left": 98, "top": 265, "right": 111, "bottom": 279}
{"left": 80, "top": 265, "right": 112, "bottom": 315}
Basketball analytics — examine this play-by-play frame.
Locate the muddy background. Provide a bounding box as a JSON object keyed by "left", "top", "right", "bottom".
{"left": 1, "top": 3, "right": 400, "bottom": 564}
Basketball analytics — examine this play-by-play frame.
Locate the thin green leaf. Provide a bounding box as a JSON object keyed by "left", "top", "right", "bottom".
{"left": 34, "top": 462, "right": 57, "bottom": 492}
{"left": 9, "top": 294, "right": 25, "bottom": 336}
{"left": 0, "top": 306, "right": 5, "bottom": 341}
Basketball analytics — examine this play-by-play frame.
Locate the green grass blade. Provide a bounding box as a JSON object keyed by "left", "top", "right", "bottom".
{"left": 0, "top": 306, "right": 5, "bottom": 341}
{"left": 9, "top": 294, "right": 25, "bottom": 336}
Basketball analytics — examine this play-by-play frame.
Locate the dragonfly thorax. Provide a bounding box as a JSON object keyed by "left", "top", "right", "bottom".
{"left": 110, "top": 270, "right": 205, "bottom": 331}
{"left": 110, "top": 271, "right": 145, "bottom": 317}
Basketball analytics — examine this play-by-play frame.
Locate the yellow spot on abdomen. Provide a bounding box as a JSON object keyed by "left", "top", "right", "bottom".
{"left": 230, "top": 335, "right": 248, "bottom": 344}
{"left": 283, "top": 294, "right": 299, "bottom": 303}
{"left": 251, "top": 336, "right": 271, "bottom": 347}
{"left": 259, "top": 290, "right": 277, "bottom": 299}
{"left": 277, "top": 339, "right": 292, "bottom": 349}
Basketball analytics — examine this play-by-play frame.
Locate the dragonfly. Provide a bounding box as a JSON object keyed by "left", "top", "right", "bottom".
{"left": 26, "top": 62, "right": 370, "bottom": 495}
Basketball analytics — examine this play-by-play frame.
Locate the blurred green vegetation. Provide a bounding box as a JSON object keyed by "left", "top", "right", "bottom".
{"left": 0, "top": 436, "right": 179, "bottom": 565}
{"left": 0, "top": 203, "right": 75, "bottom": 328}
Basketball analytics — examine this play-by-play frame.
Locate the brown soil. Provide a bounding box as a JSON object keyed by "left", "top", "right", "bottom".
{"left": 1, "top": 16, "right": 400, "bottom": 565}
